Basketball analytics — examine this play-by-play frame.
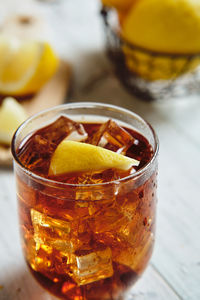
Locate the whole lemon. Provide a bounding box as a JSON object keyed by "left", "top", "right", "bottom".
{"left": 120, "top": 0, "right": 200, "bottom": 80}
{"left": 122, "top": 0, "right": 200, "bottom": 54}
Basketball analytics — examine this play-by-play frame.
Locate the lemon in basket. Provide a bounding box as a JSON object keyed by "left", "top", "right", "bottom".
{"left": 121, "top": 0, "right": 200, "bottom": 80}
{"left": 0, "top": 35, "right": 59, "bottom": 96}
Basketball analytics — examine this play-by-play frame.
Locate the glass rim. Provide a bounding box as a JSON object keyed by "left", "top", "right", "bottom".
{"left": 11, "top": 102, "right": 159, "bottom": 188}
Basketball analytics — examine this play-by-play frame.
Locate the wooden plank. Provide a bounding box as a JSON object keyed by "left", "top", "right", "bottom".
{"left": 150, "top": 122, "right": 200, "bottom": 300}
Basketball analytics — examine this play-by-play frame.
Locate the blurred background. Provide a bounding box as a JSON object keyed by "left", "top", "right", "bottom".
{"left": 0, "top": 0, "right": 200, "bottom": 299}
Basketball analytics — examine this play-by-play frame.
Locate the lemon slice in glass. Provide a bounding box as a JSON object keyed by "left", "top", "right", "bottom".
{"left": 49, "top": 139, "right": 139, "bottom": 176}
{"left": 0, "top": 35, "right": 59, "bottom": 96}
{"left": 0, "top": 97, "right": 27, "bottom": 145}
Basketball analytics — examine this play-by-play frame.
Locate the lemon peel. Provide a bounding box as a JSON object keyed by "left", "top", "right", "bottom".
{"left": 49, "top": 140, "right": 139, "bottom": 176}
{"left": 0, "top": 97, "right": 27, "bottom": 145}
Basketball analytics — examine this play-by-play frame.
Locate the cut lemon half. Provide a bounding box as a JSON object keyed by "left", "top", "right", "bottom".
{"left": 49, "top": 140, "right": 139, "bottom": 176}
{"left": 0, "top": 35, "right": 59, "bottom": 96}
{"left": 0, "top": 97, "right": 27, "bottom": 145}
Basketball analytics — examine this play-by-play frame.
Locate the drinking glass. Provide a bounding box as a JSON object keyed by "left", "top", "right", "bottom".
{"left": 12, "top": 102, "right": 159, "bottom": 300}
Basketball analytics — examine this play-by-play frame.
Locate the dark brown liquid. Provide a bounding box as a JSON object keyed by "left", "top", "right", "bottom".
{"left": 16, "top": 117, "right": 156, "bottom": 300}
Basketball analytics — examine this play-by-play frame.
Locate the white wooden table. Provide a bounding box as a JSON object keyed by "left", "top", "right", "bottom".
{"left": 0, "top": 1, "right": 200, "bottom": 299}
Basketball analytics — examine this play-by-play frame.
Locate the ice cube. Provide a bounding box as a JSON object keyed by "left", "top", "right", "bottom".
{"left": 116, "top": 191, "right": 139, "bottom": 222}
{"left": 36, "top": 116, "right": 88, "bottom": 145}
{"left": 27, "top": 239, "right": 72, "bottom": 277}
{"left": 25, "top": 238, "right": 54, "bottom": 274}
{"left": 59, "top": 169, "right": 121, "bottom": 186}
{"left": 74, "top": 169, "right": 120, "bottom": 204}
{"left": 91, "top": 206, "right": 127, "bottom": 234}
{"left": 31, "top": 209, "right": 72, "bottom": 253}
{"left": 73, "top": 220, "right": 93, "bottom": 252}
{"left": 17, "top": 116, "right": 88, "bottom": 174}
{"left": 65, "top": 128, "right": 88, "bottom": 142}
{"left": 90, "top": 120, "right": 135, "bottom": 155}
{"left": 17, "top": 134, "right": 56, "bottom": 174}
{"left": 75, "top": 186, "right": 116, "bottom": 204}
{"left": 29, "top": 209, "right": 76, "bottom": 275}
{"left": 77, "top": 169, "right": 121, "bottom": 185}
{"left": 72, "top": 247, "right": 113, "bottom": 285}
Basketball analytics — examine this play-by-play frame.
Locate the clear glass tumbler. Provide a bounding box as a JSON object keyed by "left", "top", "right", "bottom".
{"left": 12, "top": 102, "right": 159, "bottom": 300}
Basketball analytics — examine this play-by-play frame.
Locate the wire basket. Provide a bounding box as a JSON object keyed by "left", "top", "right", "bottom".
{"left": 101, "top": 7, "right": 200, "bottom": 101}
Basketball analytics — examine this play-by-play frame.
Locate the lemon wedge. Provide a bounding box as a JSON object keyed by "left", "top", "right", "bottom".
{"left": 0, "top": 35, "right": 59, "bottom": 96}
{"left": 0, "top": 97, "right": 27, "bottom": 145}
{"left": 49, "top": 140, "right": 139, "bottom": 176}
